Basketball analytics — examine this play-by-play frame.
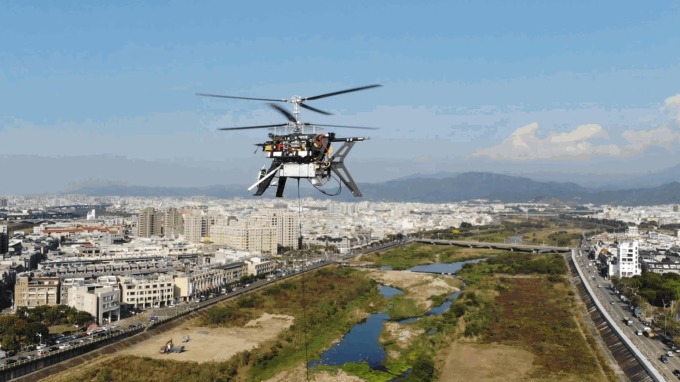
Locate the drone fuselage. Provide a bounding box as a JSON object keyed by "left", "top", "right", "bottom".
{"left": 248, "top": 131, "right": 367, "bottom": 197}
{"left": 261, "top": 132, "right": 334, "bottom": 180}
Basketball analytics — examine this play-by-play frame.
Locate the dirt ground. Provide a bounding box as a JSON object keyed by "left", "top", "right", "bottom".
{"left": 439, "top": 341, "right": 536, "bottom": 382}
{"left": 367, "top": 269, "right": 460, "bottom": 309}
{"left": 263, "top": 364, "right": 365, "bottom": 382}
{"left": 119, "top": 313, "right": 294, "bottom": 363}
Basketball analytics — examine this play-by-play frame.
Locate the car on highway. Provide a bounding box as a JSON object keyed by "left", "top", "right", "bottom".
{"left": 672, "top": 369, "right": 680, "bottom": 378}
{"left": 661, "top": 355, "right": 670, "bottom": 364}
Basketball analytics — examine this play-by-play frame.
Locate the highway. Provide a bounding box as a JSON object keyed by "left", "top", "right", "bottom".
{"left": 574, "top": 249, "right": 680, "bottom": 381}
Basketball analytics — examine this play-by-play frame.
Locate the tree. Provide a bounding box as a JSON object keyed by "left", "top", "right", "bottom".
{"left": 405, "top": 354, "right": 435, "bottom": 381}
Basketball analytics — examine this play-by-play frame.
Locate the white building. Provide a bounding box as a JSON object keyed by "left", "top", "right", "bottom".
{"left": 68, "top": 285, "right": 120, "bottom": 325}
{"left": 119, "top": 275, "right": 174, "bottom": 309}
{"left": 173, "top": 262, "right": 247, "bottom": 301}
{"left": 245, "top": 257, "right": 275, "bottom": 277}
{"left": 614, "top": 240, "right": 641, "bottom": 279}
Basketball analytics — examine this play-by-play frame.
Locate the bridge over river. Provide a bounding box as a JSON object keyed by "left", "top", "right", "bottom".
{"left": 414, "top": 238, "right": 571, "bottom": 253}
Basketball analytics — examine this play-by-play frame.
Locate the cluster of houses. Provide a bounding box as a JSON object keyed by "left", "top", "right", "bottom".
{"left": 591, "top": 226, "right": 680, "bottom": 279}
{"left": 4, "top": 222, "right": 277, "bottom": 325}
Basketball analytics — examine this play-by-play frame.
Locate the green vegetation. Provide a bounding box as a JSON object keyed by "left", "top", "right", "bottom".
{"left": 0, "top": 305, "right": 93, "bottom": 352}
{"left": 424, "top": 217, "right": 589, "bottom": 247}
{"left": 613, "top": 272, "right": 680, "bottom": 308}
{"left": 326, "top": 363, "right": 394, "bottom": 382}
{"left": 454, "top": 252, "right": 616, "bottom": 380}
{"left": 474, "top": 252, "right": 567, "bottom": 275}
{"left": 334, "top": 355, "right": 434, "bottom": 382}
{"left": 360, "top": 242, "right": 491, "bottom": 270}
{"left": 0, "top": 315, "right": 49, "bottom": 352}
{"left": 613, "top": 272, "right": 680, "bottom": 336}
{"left": 386, "top": 296, "right": 423, "bottom": 320}
{"left": 483, "top": 278, "right": 609, "bottom": 377}
{"left": 15, "top": 305, "right": 93, "bottom": 327}
{"left": 59, "top": 355, "right": 246, "bottom": 382}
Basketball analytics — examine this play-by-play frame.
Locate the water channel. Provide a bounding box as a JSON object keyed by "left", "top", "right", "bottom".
{"left": 310, "top": 259, "right": 481, "bottom": 370}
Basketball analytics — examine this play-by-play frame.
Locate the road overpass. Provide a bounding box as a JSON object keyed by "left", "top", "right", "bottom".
{"left": 415, "top": 238, "right": 571, "bottom": 253}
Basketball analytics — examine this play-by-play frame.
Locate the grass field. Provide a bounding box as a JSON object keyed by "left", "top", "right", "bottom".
{"left": 442, "top": 253, "right": 617, "bottom": 381}
{"left": 435, "top": 218, "right": 587, "bottom": 247}
{"left": 358, "top": 242, "right": 507, "bottom": 270}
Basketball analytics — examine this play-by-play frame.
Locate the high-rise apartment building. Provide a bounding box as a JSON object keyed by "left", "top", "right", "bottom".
{"left": 259, "top": 207, "right": 300, "bottom": 250}
{"left": 182, "top": 210, "right": 220, "bottom": 243}
{"left": 137, "top": 207, "right": 186, "bottom": 238}
{"left": 164, "top": 207, "right": 184, "bottom": 237}
{"left": 183, "top": 212, "right": 204, "bottom": 243}
{"left": 137, "top": 207, "right": 162, "bottom": 237}
{"left": 0, "top": 225, "right": 8, "bottom": 255}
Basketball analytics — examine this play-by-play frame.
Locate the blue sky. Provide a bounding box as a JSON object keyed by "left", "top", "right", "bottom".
{"left": 2, "top": 1, "right": 680, "bottom": 192}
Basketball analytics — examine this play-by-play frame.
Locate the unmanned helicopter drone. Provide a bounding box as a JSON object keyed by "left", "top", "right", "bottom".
{"left": 197, "top": 84, "right": 381, "bottom": 198}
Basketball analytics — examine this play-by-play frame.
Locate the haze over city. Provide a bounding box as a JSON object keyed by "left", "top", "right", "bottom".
{"left": 2, "top": 1, "right": 680, "bottom": 195}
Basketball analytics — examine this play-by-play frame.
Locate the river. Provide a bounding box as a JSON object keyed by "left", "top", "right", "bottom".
{"left": 310, "top": 259, "right": 479, "bottom": 370}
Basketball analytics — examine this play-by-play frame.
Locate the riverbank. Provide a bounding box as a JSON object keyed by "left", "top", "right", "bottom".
{"left": 367, "top": 269, "right": 462, "bottom": 310}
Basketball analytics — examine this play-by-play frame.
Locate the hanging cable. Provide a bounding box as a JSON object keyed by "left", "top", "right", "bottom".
{"left": 308, "top": 174, "right": 342, "bottom": 196}
{"left": 297, "top": 178, "right": 310, "bottom": 381}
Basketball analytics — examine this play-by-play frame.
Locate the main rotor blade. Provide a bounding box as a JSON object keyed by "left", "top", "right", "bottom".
{"left": 268, "top": 103, "right": 297, "bottom": 123}
{"left": 303, "top": 84, "right": 382, "bottom": 101}
{"left": 218, "top": 123, "right": 288, "bottom": 131}
{"left": 300, "top": 102, "right": 332, "bottom": 115}
{"left": 302, "top": 123, "right": 379, "bottom": 130}
{"left": 197, "top": 93, "right": 287, "bottom": 102}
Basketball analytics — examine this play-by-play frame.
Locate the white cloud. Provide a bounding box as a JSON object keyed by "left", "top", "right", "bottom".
{"left": 549, "top": 124, "right": 607, "bottom": 143}
{"left": 473, "top": 92, "right": 680, "bottom": 162}
{"left": 621, "top": 126, "right": 680, "bottom": 152}
{"left": 664, "top": 93, "right": 680, "bottom": 124}
{"left": 472, "top": 122, "right": 620, "bottom": 160}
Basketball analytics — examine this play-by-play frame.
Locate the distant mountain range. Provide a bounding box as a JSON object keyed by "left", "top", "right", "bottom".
{"left": 67, "top": 171, "right": 680, "bottom": 206}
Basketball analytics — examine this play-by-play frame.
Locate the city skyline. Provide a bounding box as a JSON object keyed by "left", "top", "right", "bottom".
{"left": 2, "top": 1, "right": 680, "bottom": 194}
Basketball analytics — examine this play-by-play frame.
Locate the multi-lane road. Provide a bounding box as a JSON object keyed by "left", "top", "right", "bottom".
{"left": 574, "top": 250, "right": 680, "bottom": 381}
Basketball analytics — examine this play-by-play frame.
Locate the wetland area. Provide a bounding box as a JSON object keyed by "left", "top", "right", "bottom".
{"left": 43, "top": 242, "right": 616, "bottom": 382}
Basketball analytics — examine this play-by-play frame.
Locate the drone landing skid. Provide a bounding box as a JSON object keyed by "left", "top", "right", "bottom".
{"left": 276, "top": 177, "right": 287, "bottom": 197}
{"left": 249, "top": 162, "right": 282, "bottom": 196}
{"left": 329, "top": 140, "right": 362, "bottom": 197}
